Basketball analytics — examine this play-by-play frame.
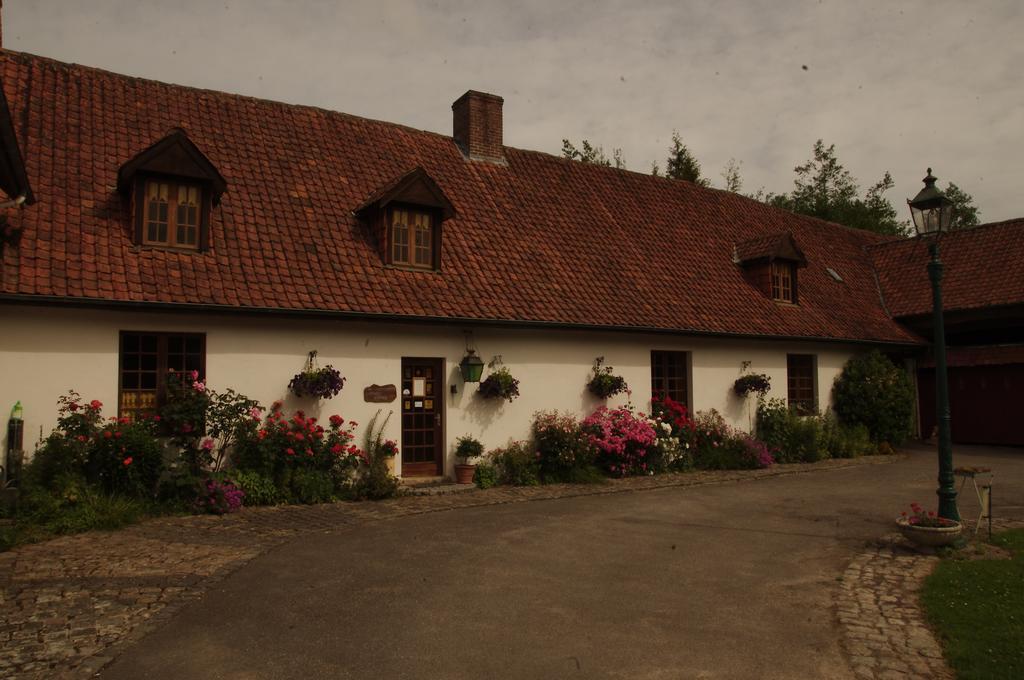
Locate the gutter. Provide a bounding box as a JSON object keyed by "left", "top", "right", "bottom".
{"left": 0, "top": 293, "right": 924, "bottom": 348}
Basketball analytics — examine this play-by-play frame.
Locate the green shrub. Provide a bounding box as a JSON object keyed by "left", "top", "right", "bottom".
{"left": 86, "top": 419, "right": 165, "bottom": 498}
{"left": 755, "top": 398, "right": 789, "bottom": 455}
{"left": 230, "top": 469, "right": 281, "bottom": 506}
{"left": 156, "top": 466, "right": 204, "bottom": 508}
{"left": 491, "top": 442, "right": 540, "bottom": 486}
{"left": 532, "top": 411, "right": 595, "bottom": 482}
{"left": 692, "top": 428, "right": 772, "bottom": 470}
{"left": 25, "top": 433, "right": 87, "bottom": 490}
{"left": 756, "top": 399, "right": 829, "bottom": 463}
{"left": 289, "top": 469, "right": 334, "bottom": 504}
{"left": 473, "top": 461, "right": 498, "bottom": 489}
{"left": 832, "top": 350, "right": 914, "bottom": 446}
{"left": 3, "top": 481, "right": 148, "bottom": 550}
{"left": 43, "top": 489, "right": 146, "bottom": 534}
{"left": 787, "top": 415, "right": 828, "bottom": 463}
{"left": 823, "top": 414, "right": 874, "bottom": 459}
{"left": 691, "top": 410, "right": 772, "bottom": 470}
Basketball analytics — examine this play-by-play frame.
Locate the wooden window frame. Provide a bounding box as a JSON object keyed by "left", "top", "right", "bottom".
{"left": 118, "top": 331, "right": 207, "bottom": 421}
{"left": 771, "top": 261, "right": 797, "bottom": 303}
{"left": 651, "top": 350, "right": 690, "bottom": 408}
{"left": 786, "top": 353, "right": 817, "bottom": 415}
{"left": 133, "top": 175, "right": 211, "bottom": 251}
{"left": 386, "top": 203, "right": 441, "bottom": 271}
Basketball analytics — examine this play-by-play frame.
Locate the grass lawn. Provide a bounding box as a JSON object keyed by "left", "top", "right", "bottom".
{"left": 920, "top": 529, "right": 1024, "bottom": 680}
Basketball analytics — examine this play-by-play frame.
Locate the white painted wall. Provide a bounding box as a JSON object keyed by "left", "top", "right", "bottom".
{"left": 0, "top": 305, "right": 864, "bottom": 477}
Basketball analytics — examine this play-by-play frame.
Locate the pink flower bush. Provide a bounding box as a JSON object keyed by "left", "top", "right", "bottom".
{"left": 581, "top": 406, "right": 657, "bottom": 477}
{"left": 195, "top": 478, "right": 245, "bottom": 515}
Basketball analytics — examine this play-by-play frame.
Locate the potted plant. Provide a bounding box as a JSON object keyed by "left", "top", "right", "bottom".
{"left": 478, "top": 365, "right": 520, "bottom": 402}
{"left": 288, "top": 351, "right": 345, "bottom": 400}
{"left": 587, "top": 356, "right": 628, "bottom": 399}
{"left": 896, "top": 502, "right": 962, "bottom": 547}
{"left": 453, "top": 435, "right": 484, "bottom": 484}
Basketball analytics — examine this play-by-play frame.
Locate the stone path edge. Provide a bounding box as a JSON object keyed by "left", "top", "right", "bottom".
{"left": 1, "top": 454, "right": 901, "bottom": 679}
{"left": 836, "top": 518, "right": 1024, "bottom": 680}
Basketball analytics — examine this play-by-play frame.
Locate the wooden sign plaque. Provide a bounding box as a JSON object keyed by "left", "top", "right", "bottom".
{"left": 363, "top": 384, "right": 397, "bottom": 403}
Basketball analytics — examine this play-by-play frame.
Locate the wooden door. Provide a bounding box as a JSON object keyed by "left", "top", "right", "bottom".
{"left": 400, "top": 358, "right": 445, "bottom": 476}
{"left": 917, "top": 364, "right": 1024, "bottom": 447}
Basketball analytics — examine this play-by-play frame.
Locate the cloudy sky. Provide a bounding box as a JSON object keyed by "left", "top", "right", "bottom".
{"left": 6, "top": 1, "right": 1023, "bottom": 222}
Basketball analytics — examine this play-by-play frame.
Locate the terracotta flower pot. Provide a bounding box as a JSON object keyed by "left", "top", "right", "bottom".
{"left": 896, "top": 517, "right": 962, "bottom": 547}
{"left": 454, "top": 463, "right": 476, "bottom": 485}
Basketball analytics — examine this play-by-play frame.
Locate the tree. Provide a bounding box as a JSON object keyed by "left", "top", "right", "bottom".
{"left": 653, "top": 131, "right": 708, "bottom": 186}
{"left": 721, "top": 158, "right": 743, "bottom": 193}
{"left": 766, "top": 140, "right": 909, "bottom": 236}
{"left": 561, "top": 139, "right": 626, "bottom": 169}
{"left": 944, "top": 182, "right": 981, "bottom": 229}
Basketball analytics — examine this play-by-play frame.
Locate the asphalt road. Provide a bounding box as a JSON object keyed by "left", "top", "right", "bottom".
{"left": 101, "top": 445, "right": 1023, "bottom": 680}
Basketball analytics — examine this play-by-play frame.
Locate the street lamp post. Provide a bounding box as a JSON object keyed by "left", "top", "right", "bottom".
{"left": 907, "top": 168, "right": 959, "bottom": 521}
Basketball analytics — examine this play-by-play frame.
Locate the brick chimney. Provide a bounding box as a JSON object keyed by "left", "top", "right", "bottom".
{"left": 452, "top": 90, "right": 504, "bottom": 163}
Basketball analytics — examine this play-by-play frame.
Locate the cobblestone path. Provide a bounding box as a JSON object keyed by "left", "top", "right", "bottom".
{"left": 836, "top": 518, "right": 1024, "bottom": 680}
{"left": 3, "top": 456, "right": 898, "bottom": 679}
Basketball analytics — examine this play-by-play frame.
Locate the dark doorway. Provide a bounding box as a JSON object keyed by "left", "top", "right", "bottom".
{"left": 400, "top": 357, "right": 445, "bottom": 476}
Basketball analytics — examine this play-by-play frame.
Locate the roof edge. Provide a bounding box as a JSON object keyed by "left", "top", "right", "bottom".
{"left": 0, "top": 293, "right": 925, "bottom": 347}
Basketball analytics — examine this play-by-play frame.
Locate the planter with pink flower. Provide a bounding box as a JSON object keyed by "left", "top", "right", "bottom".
{"left": 897, "top": 502, "right": 962, "bottom": 547}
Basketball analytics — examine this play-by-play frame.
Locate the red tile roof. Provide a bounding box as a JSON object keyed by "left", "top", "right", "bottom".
{"left": 869, "top": 218, "right": 1024, "bottom": 318}
{"left": 0, "top": 50, "right": 920, "bottom": 345}
{"left": 734, "top": 232, "right": 806, "bottom": 265}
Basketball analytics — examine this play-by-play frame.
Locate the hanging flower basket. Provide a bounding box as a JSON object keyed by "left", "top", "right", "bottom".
{"left": 288, "top": 351, "right": 345, "bottom": 400}
{"left": 478, "top": 366, "right": 520, "bottom": 402}
{"left": 733, "top": 373, "right": 771, "bottom": 398}
{"left": 587, "top": 356, "right": 628, "bottom": 399}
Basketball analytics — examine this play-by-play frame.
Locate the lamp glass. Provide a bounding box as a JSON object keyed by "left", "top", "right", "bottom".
{"left": 459, "top": 351, "right": 485, "bottom": 382}
{"left": 908, "top": 168, "right": 954, "bottom": 237}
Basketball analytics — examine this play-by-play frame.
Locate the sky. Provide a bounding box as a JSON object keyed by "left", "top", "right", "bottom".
{"left": 5, "top": 0, "right": 1023, "bottom": 222}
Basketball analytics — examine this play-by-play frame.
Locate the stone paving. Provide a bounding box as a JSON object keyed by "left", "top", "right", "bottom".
{"left": 836, "top": 518, "right": 1024, "bottom": 680}
{"left": 0, "top": 454, "right": 920, "bottom": 679}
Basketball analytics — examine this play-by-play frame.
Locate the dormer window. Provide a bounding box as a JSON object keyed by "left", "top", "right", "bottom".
{"left": 118, "top": 130, "right": 226, "bottom": 252}
{"left": 770, "top": 261, "right": 795, "bottom": 302}
{"left": 143, "top": 180, "right": 202, "bottom": 249}
{"left": 734, "top": 231, "right": 807, "bottom": 304}
{"left": 356, "top": 167, "right": 456, "bottom": 272}
{"left": 390, "top": 205, "right": 436, "bottom": 269}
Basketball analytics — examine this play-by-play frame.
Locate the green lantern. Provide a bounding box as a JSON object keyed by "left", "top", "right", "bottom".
{"left": 459, "top": 349, "right": 485, "bottom": 382}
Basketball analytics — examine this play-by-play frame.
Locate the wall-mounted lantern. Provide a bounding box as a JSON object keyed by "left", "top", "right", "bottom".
{"left": 459, "top": 349, "right": 485, "bottom": 383}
